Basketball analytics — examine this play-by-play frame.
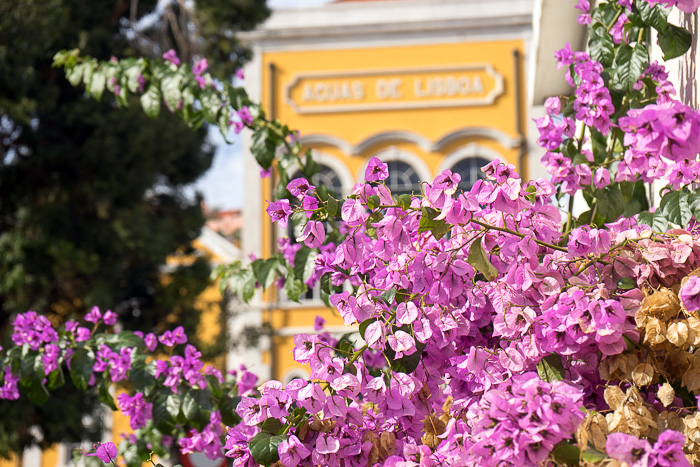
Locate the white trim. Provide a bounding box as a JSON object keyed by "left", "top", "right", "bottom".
{"left": 300, "top": 127, "right": 521, "bottom": 157}
{"left": 284, "top": 64, "right": 504, "bottom": 114}
{"left": 274, "top": 325, "right": 359, "bottom": 337}
{"left": 528, "top": 0, "right": 585, "bottom": 105}
{"left": 358, "top": 146, "right": 433, "bottom": 183}
{"left": 282, "top": 368, "right": 310, "bottom": 384}
{"left": 434, "top": 127, "right": 522, "bottom": 150}
{"left": 241, "top": 0, "right": 533, "bottom": 46}
{"left": 437, "top": 143, "right": 504, "bottom": 173}
{"left": 198, "top": 226, "right": 243, "bottom": 264}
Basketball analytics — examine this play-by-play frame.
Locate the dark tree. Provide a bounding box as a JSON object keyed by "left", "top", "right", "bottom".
{"left": 0, "top": 0, "right": 268, "bottom": 456}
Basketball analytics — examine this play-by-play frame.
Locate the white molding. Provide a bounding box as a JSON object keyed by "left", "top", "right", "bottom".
{"left": 437, "top": 143, "right": 504, "bottom": 173}
{"left": 358, "top": 146, "right": 433, "bottom": 183}
{"left": 241, "top": 0, "right": 533, "bottom": 46}
{"left": 357, "top": 131, "right": 433, "bottom": 155}
{"left": 528, "top": 0, "right": 585, "bottom": 105}
{"left": 284, "top": 64, "right": 504, "bottom": 114}
{"left": 282, "top": 368, "right": 310, "bottom": 384}
{"left": 299, "top": 127, "right": 521, "bottom": 157}
{"left": 274, "top": 325, "right": 359, "bottom": 337}
{"left": 197, "top": 226, "right": 243, "bottom": 264}
{"left": 434, "top": 127, "right": 522, "bottom": 150}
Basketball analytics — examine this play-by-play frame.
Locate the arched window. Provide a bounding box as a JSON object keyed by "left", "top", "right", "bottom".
{"left": 450, "top": 157, "right": 490, "bottom": 191}
{"left": 385, "top": 160, "right": 422, "bottom": 196}
{"left": 286, "top": 164, "right": 343, "bottom": 302}
{"left": 292, "top": 164, "right": 344, "bottom": 197}
{"left": 364, "top": 146, "right": 430, "bottom": 196}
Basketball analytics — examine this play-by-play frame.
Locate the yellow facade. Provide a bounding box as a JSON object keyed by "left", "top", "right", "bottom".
{"left": 257, "top": 39, "right": 528, "bottom": 382}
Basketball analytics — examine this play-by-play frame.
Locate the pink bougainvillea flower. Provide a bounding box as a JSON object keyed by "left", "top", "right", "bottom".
{"left": 266, "top": 199, "right": 293, "bottom": 228}
{"left": 364, "top": 157, "right": 389, "bottom": 182}
{"left": 680, "top": 275, "right": 700, "bottom": 312}
{"left": 86, "top": 442, "right": 117, "bottom": 464}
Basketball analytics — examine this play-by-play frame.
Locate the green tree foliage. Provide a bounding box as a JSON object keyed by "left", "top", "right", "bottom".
{"left": 0, "top": 0, "right": 268, "bottom": 456}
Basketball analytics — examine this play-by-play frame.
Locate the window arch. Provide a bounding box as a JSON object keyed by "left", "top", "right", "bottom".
{"left": 450, "top": 157, "right": 490, "bottom": 191}
{"left": 361, "top": 146, "right": 431, "bottom": 196}
{"left": 438, "top": 143, "right": 504, "bottom": 192}
{"left": 290, "top": 164, "right": 344, "bottom": 198}
{"left": 385, "top": 160, "right": 422, "bottom": 196}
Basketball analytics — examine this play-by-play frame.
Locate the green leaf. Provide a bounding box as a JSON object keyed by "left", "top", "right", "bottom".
{"left": 418, "top": 207, "right": 450, "bottom": 240}
{"left": 166, "top": 392, "right": 182, "bottom": 420}
{"left": 26, "top": 379, "right": 49, "bottom": 405}
{"left": 251, "top": 126, "right": 280, "bottom": 170}
{"left": 660, "top": 189, "right": 691, "bottom": 226}
{"left": 201, "top": 87, "right": 222, "bottom": 123}
{"left": 396, "top": 193, "right": 412, "bottom": 210}
{"left": 69, "top": 348, "right": 94, "bottom": 392}
{"left": 259, "top": 417, "right": 284, "bottom": 435}
{"left": 320, "top": 273, "right": 333, "bottom": 295}
{"left": 242, "top": 271, "right": 257, "bottom": 303}
{"left": 637, "top": 210, "right": 669, "bottom": 232}
{"left": 327, "top": 196, "right": 340, "bottom": 217}
{"left": 582, "top": 448, "right": 607, "bottom": 463}
{"left": 589, "top": 25, "right": 615, "bottom": 67}
{"left": 67, "top": 63, "right": 86, "bottom": 87}
{"left": 181, "top": 389, "right": 214, "bottom": 428}
{"left": 689, "top": 189, "right": 700, "bottom": 220}
{"left": 284, "top": 274, "right": 306, "bottom": 302}
{"left": 248, "top": 432, "right": 286, "bottom": 467}
{"left": 293, "top": 246, "right": 318, "bottom": 284}
{"left": 367, "top": 195, "right": 381, "bottom": 210}
{"left": 89, "top": 70, "right": 106, "bottom": 101}
{"left": 206, "top": 374, "right": 223, "bottom": 399}
{"left": 593, "top": 186, "right": 625, "bottom": 222}
{"left": 129, "top": 364, "right": 156, "bottom": 395}
{"left": 536, "top": 354, "right": 566, "bottom": 382}
{"left": 615, "top": 43, "right": 648, "bottom": 91}
{"left": 658, "top": 24, "right": 692, "bottom": 60}
{"left": 153, "top": 389, "right": 176, "bottom": 433}
{"left": 551, "top": 441, "right": 580, "bottom": 465}
{"left": 124, "top": 63, "right": 144, "bottom": 93}
{"left": 161, "top": 72, "right": 183, "bottom": 111}
{"left": 379, "top": 287, "right": 397, "bottom": 305}
{"left": 385, "top": 337, "right": 426, "bottom": 374}
{"left": 617, "top": 277, "right": 637, "bottom": 290}
{"left": 636, "top": 0, "right": 669, "bottom": 32}
{"left": 46, "top": 368, "right": 64, "bottom": 390}
{"left": 252, "top": 258, "right": 280, "bottom": 290}
{"left": 467, "top": 239, "right": 498, "bottom": 281}
{"left": 365, "top": 211, "right": 384, "bottom": 238}
{"left": 218, "top": 107, "right": 231, "bottom": 140}
{"left": 140, "top": 85, "right": 161, "bottom": 119}
{"left": 220, "top": 395, "right": 242, "bottom": 427}
{"left": 359, "top": 318, "right": 376, "bottom": 340}
{"left": 99, "top": 380, "right": 117, "bottom": 411}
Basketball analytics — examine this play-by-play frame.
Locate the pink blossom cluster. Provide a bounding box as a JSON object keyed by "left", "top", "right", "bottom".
{"left": 93, "top": 344, "right": 133, "bottom": 382}
{"left": 249, "top": 146, "right": 700, "bottom": 465}
{"left": 179, "top": 410, "right": 225, "bottom": 460}
{"left": 645, "top": 0, "right": 700, "bottom": 13}
{"left": 11, "top": 310, "right": 58, "bottom": 350}
{"left": 555, "top": 46, "right": 615, "bottom": 135}
{"left": 462, "top": 373, "right": 585, "bottom": 466}
{"left": 618, "top": 101, "right": 700, "bottom": 186}
{"left": 117, "top": 392, "right": 153, "bottom": 430}
{"left": 607, "top": 430, "right": 691, "bottom": 466}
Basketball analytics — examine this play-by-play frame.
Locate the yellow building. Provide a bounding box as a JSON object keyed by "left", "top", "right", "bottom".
{"left": 236, "top": 0, "right": 543, "bottom": 383}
